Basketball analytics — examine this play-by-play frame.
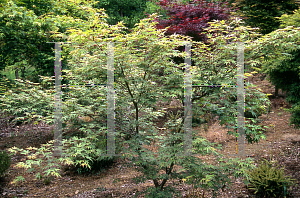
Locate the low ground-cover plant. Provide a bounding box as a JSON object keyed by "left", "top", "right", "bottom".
{"left": 0, "top": 150, "right": 11, "bottom": 176}
{"left": 8, "top": 131, "right": 115, "bottom": 184}
{"left": 247, "top": 158, "right": 295, "bottom": 197}
{"left": 0, "top": 78, "right": 55, "bottom": 126}
{"left": 0, "top": 76, "right": 17, "bottom": 95}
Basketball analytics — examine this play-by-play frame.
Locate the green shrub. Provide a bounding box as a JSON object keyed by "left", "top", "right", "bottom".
{"left": 139, "top": 186, "right": 179, "bottom": 198}
{"left": 236, "top": 0, "right": 298, "bottom": 35}
{"left": 72, "top": 155, "right": 115, "bottom": 175}
{"left": 247, "top": 159, "right": 295, "bottom": 197}
{"left": 66, "top": 130, "right": 117, "bottom": 175}
{"left": 0, "top": 79, "right": 55, "bottom": 125}
{"left": 43, "top": 176, "right": 52, "bottom": 185}
{"left": 0, "top": 150, "right": 11, "bottom": 176}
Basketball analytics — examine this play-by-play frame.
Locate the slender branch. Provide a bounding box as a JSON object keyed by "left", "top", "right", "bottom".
{"left": 121, "top": 65, "right": 139, "bottom": 135}
{"left": 153, "top": 179, "right": 159, "bottom": 188}
{"left": 124, "top": 80, "right": 139, "bottom": 134}
{"left": 192, "top": 91, "right": 208, "bottom": 102}
{"left": 134, "top": 101, "right": 139, "bottom": 135}
{"left": 160, "top": 162, "right": 174, "bottom": 190}
{"left": 152, "top": 162, "right": 175, "bottom": 190}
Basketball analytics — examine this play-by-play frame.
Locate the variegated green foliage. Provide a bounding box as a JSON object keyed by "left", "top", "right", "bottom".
{"left": 3, "top": 9, "right": 270, "bottom": 197}
{"left": 0, "top": 0, "right": 110, "bottom": 82}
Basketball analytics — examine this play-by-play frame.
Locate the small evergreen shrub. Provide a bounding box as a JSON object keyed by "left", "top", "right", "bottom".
{"left": 43, "top": 176, "right": 52, "bottom": 185}
{"left": 247, "top": 159, "right": 295, "bottom": 197}
{"left": 73, "top": 156, "right": 115, "bottom": 175}
{"left": 72, "top": 134, "right": 116, "bottom": 175}
{"left": 0, "top": 150, "right": 11, "bottom": 175}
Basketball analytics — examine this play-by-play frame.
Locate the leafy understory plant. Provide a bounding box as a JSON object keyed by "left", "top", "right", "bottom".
{"left": 0, "top": 150, "right": 11, "bottom": 176}
{"left": 11, "top": 176, "right": 25, "bottom": 186}
{"left": 0, "top": 79, "right": 55, "bottom": 125}
{"left": 8, "top": 129, "right": 111, "bottom": 185}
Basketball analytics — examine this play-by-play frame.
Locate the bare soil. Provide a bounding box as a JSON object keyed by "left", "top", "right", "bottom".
{"left": 0, "top": 73, "right": 299, "bottom": 197}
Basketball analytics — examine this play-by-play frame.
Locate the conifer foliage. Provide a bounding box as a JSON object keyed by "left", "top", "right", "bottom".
{"left": 247, "top": 159, "right": 295, "bottom": 197}
{"left": 236, "top": 0, "right": 298, "bottom": 35}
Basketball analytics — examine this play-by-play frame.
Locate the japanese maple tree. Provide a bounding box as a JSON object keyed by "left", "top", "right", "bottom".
{"left": 152, "top": 0, "right": 235, "bottom": 70}
{"left": 153, "top": 0, "right": 234, "bottom": 43}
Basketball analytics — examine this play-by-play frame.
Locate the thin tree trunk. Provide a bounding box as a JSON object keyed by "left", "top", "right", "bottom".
{"left": 15, "top": 68, "right": 19, "bottom": 79}
{"left": 152, "top": 162, "right": 174, "bottom": 190}
{"left": 21, "top": 66, "right": 26, "bottom": 79}
{"left": 275, "top": 85, "right": 278, "bottom": 97}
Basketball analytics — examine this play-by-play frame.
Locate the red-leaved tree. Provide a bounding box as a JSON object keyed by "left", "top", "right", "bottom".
{"left": 154, "top": 0, "right": 234, "bottom": 43}
{"left": 150, "top": 0, "right": 234, "bottom": 73}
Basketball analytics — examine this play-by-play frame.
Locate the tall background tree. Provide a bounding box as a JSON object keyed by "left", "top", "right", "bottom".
{"left": 247, "top": 8, "right": 300, "bottom": 128}
{"left": 151, "top": 0, "right": 233, "bottom": 78}
{"left": 154, "top": 0, "right": 233, "bottom": 42}
{"left": 93, "top": 0, "right": 149, "bottom": 32}
{"left": 0, "top": 0, "right": 110, "bottom": 82}
{"left": 0, "top": 1, "right": 54, "bottom": 81}
{"left": 234, "top": 0, "right": 298, "bottom": 35}
{"left": 266, "top": 9, "right": 300, "bottom": 128}
{"left": 0, "top": 0, "right": 172, "bottom": 83}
